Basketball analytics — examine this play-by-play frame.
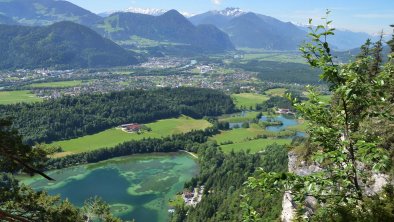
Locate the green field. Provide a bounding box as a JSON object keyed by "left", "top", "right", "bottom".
{"left": 265, "top": 88, "right": 287, "bottom": 97}
{"left": 220, "top": 138, "right": 291, "bottom": 153}
{"left": 231, "top": 93, "right": 269, "bottom": 110}
{"left": 28, "top": 80, "right": 84, "bottom": 88}
{"left": 211, "top": 126, "right": 265, "bottom": 144}
{"left": 211, "top": 123, "right": 295, "bottom": 144}
{"left": 0, "top": 90, "right": 42, "bottom": 105}
{"left": 51, "top": 116, "right": 212, "bottom": 154}
{"left": 219, "top": 111, "right": 261, "bottom": 122}
{"left": 239, "top": 50, "right": 306, "bottom": 64}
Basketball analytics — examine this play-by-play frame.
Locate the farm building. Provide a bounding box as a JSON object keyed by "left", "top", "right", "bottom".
{"left": 120, "top": 123, "right": 142, "bottom": 133}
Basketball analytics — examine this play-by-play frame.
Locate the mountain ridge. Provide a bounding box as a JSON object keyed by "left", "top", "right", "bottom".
{"left": 95, "top": 10, "right": 234, "bottom": 54}
{"left": 0, "top": 21, "right": 140, "bottom": 69}
{"left": 0, "top": 0, "right": 102, "bottom": 26}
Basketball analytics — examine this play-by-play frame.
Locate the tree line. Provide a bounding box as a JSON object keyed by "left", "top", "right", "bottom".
{"left": 46, "top": 127, "right": 219, "bottom": 170}
{"left": 0, "top": 87, "right": 235, "bottom": 144}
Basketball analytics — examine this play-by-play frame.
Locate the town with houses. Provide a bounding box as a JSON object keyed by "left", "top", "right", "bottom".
{"left": 0, "top": 56, "right": 309, "bottom": 101}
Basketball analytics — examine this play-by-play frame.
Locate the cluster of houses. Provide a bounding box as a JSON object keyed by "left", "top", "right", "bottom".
{"left": 119, "top": 123, "right": 142, "bottom": 133}
{"left": 276, "top": 108, "right": 295, "bottom": 115}
{"left": 182, "top": 186, "right": 204, "bottom": 207}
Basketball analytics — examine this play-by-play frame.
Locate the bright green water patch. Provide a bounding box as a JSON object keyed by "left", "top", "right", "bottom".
{"left": 22, "top": 153, "right": 198, "bottom": 222}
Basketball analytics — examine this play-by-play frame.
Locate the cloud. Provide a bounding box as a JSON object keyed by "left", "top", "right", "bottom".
{"left": 212, "top": 0, "right": 222, "bottom": 5}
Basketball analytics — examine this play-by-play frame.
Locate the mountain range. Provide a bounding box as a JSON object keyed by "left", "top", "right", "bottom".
{"left": 0, "top": 21, "right": 140, "bottom": 69}
{"left": 98, "top": 7, "right": 194, "bottom": 18}
{"left": 190, "top": 8, "right": 376, "bottom": 51}
{"left": 190, "top": 8, "right": 306, "bottom": 50}
{"left": 94, "top": 10, "right": 234, "bottom": 54}
{"left": 0, "top": 0, "right": 378, "bottom": 62}
{"left": 297, "top": 25, "right": 379, "bottom": 51}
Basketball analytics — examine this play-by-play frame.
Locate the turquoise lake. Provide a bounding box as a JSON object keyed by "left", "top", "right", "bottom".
{"left": 23, "top": 153, "right": 198, "bottom": 222}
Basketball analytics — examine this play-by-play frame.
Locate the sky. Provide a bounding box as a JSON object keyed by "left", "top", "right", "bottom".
{"left": 67, "top": 0, "right": 394, "bottom": 35}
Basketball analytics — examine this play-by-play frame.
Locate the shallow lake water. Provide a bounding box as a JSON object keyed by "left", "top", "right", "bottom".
{"left": 23, "top": 153, "right": 198, "bottom": 222}
{"left": 261, "top": 115, "right": 298, "bottom": 132}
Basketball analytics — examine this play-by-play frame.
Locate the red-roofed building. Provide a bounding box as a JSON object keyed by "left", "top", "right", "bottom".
{"left": 120, "top": 123, "right": 142, "bottom": 133}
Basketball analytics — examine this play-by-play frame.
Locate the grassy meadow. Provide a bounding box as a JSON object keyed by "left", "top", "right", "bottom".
{"left": 220, "top": 138, "right": 291, "bottom": 153}
{"left": 265, "top": 88, "right": 287, "bottom": 97}
{"left": 211, "top": 125, "right": 265, "bottom": 144}
{"left": 231, "top": 93, "right": 269, "bottom": 109}
{"left": 27, "top": 80, "right": 84, "bottom": 88}
{"left": 51, "top": 116, "right": 212, "bottom": 155}
{"left": 210, "top": 123, "right": 293, "bottom": 153}
{"left": 0, "top": 90, "right": 42, "bottom": 105}
{"left": 238, "top": 49, "right": 306, "bottom": 64}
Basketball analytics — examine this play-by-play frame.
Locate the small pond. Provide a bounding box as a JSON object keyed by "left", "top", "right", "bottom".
{"left": 260, "top": 115, "right": 298, "bottom": 132}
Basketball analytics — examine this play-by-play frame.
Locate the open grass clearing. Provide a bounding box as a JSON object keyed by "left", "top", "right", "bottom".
{"left": 0, "top": 90, "right": 42, "bottom": 105}
{"left": 51, "top": 116, "right": 212, "bottom": 155}
{"left": 231, "top": 93, "right": 269, "bottom": 110}
{"left": 219, "top": 111, "right": 261, "bottom": 122}
{"left": 265, "top": 88, "right": 287, "bottom": 97}
{"left": 28, "top": 80, "right": 84, "bottom": 88}
{"left": 211, "top": 123, "right": 296, "bottom": 145}
{"left": 211, "top": 125, "right": 265, "bottom": 144}
{"left": 220, "top": 138, "right": 291, "bottom": 153}
{"left": 238, "top": 50, "right": 306, "bottom": 64}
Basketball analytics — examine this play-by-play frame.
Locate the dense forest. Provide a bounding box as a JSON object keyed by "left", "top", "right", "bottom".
{"left": 0, "top": 87, "right": 235, "bottom": 144}
{"left": 170, "top": 143, "right": 289, "bottom": 222}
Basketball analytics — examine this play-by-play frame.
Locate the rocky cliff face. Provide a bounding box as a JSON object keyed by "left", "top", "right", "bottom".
{"left": 281, "top": 151, "right": 321, "bottom": 221}
{"left": 282, "top": 151, "right": 392, "bottom": 222}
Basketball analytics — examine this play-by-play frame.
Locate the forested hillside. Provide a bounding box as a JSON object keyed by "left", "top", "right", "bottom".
{"left": 0, "top": 0, "right": 102, "bottom": 26}
{"left": 0, "top": 21, "right": 140, "bottom": 69}
{"left": 170, "top": 143, "right": 289, "bottom": 221}
{"left": 0, "top": 88, "right": 235, "bottom": 144}
{"left": 95, "top": 10, "right": 234, "bottom": 54}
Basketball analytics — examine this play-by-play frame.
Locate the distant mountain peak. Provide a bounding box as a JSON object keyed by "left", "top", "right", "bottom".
{"left": 99, "top": 7, "right": 194, "bottom": 17}
{"left": 123, "top": 7, "right": 167, "bottom": 16}
{"left": 214, "top": 7, "right": 246, "bottom": 17}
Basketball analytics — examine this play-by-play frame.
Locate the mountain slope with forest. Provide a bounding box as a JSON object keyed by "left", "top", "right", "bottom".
{"left": 0, "top": 21, "right": 140, "bottom": 69}
{"left": 95, "top": 10, "right": 234, "bottom": 54}
{"left": 0, "top": 0, "right": 102, "bottom": 26}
